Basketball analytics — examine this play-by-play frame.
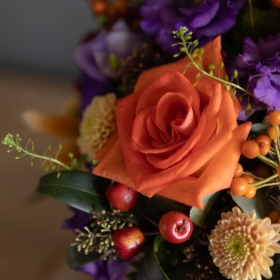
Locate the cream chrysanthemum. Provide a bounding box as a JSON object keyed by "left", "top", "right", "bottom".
{"left": 77, "top": 93, "right": 116, "bottom": 162}
{"left": 209, "top": 207, "right": 280, "bottom": 280}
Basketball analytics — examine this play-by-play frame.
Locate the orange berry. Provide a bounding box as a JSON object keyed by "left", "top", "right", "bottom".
{"left": 243, "top": 185, "right": 256, "bottom": 199}
{"left": 255, "top": 134, "right": 271, "bottom": 146}
{"left": 241, "top": 172, "right": 255, "bottom": 184}
{"left": 268, "top": 110, "right": 280, "bottom": 125}
{"left": 230, "top": 177, "right": 249, "bottom": 196}
{"left": 255, "top": 165, "right": 271, "bottom": 179}
{"left": 233, "top": 163, "right": 243, "bottom": 177}
{"left": 268, "top": 126, "right": 278, "bottom": 140}
{"left": 258, "top": 142, "right": 270, "bottom": 156}
{"left": 268, "top": 210, "right": 280, "bottom": 223}
{"left": 241, "top": 140, "right": 259, "bottom": 159}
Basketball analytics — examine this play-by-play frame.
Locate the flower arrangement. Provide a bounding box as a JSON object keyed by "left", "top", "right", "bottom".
{"left": 3, "top": 0, "right": 280, "bottom": 279}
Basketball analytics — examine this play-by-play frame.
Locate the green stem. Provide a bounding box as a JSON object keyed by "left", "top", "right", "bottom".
{"left": 256, "top": 182, "right": 280, "bottom": 190}
{"left": 257, "top": 154, "right": 278, "bottom": 168}
{"left": 252, "top": 174, "right": 279, "bottom": 187}
{"left": 181, "top": 39, "right": 253, "bottom": 98}
{"left": 15, "top": 144, "right": 71, "bottom": 170}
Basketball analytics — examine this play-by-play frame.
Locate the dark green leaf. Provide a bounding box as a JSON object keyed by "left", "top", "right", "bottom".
{"left": 37, "top": 170, "right": 111, "bottom": 213}
{"left": 136, "top": 236, "right": 169, "bottom": 280}
{"left": 67, "top": 246, "right": 100, "bottom": 270}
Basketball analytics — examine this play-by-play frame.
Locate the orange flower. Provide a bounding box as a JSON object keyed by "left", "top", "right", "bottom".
{"left": 93, "top": 37, "right": 251, "bottom": 209}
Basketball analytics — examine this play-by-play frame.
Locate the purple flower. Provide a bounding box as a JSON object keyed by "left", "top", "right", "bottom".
{"left": 228, "top": 33, "right": 280, "bottom": 119}
{"left": 140, "top": 0, "right": 246, "bottom": 53}
{"left": 76, "top": 73, "right": 115, "bottom": 114}
{"left": 77, "top": 257, "right": 137, "bottom": 280}
{"left": 74, "top": 19, "right": 146, "bottom": 82}
{"left": 62, "top": 207, "right": 90, "bottom": 231}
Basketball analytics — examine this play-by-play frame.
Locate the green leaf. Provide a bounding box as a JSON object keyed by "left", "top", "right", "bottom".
{"left": 67, "top": 246, "right": 100, "bottom": 270}
{"left": 231, "top": 189, "right": 274, "bottom": 218}
{"left": 37, "top": 170, "right": 111, "bottom": 213}
{"left": 190, "top": 191, "right": 222, "bottom": 227}
{"left": 136, "top": 236, "right": 169, "bottom": 280}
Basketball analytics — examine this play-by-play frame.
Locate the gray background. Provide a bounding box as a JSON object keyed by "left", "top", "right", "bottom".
{"left": 0, "top": 0, "right": 97, "bottom": 78}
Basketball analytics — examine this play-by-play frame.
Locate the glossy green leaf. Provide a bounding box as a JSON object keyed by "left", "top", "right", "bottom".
{"left": 67, "top": 246, "right": 100, "bottom": 270}
{"left": 136, "top": 236, "right": 169, "bottom": 280}
{"left": 190, "top": 191, "right": 222, "bottom": 227}
{"left": 37, "top": 170, "right": 110, "bottom": 213}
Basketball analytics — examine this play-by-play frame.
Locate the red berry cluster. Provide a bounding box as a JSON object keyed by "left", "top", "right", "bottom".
{"left": 105, "top": 182, "right": 144, "bottom": 260}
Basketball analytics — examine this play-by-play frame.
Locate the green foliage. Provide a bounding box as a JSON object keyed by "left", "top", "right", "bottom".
{"left": 172, "top": 27, "right": 253, "bottom": 99}
{"left": 37, "top": 170, "right": 110, "bottom": 213}
{"left": 136, "top": 236, "right": 170, "bottom": 280}
{"left": 2, "top": 133, "right": 81, "bottom": 177}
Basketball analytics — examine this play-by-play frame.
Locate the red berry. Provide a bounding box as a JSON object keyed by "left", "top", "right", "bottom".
{"left": 106, "top": 183, "right": 139, "bottom": 212}
{"left": 112, "top": 226, "right": 145, "bottom": 260}
{"left": 159, "top": 211, "right": 193, "bottom": 244}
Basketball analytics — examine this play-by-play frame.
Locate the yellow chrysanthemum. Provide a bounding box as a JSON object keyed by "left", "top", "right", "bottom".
{"left": 77, "top": 93, "right": 116, "bottom": 163}
{"left": 209, "top": 207, "right": 280, "bottom": 280}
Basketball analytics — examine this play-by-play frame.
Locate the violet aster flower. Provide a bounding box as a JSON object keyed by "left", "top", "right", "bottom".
{"left": 77, "top": 257, "right": 137, "bottom": 280}
{"left": 62, "top": 207, "right": 90, "bottom": 231}
{"left": 74, "top": 19, "right": 146, "bottom": 83}
{"left": 228, "top": 33, "right": 280, "bottom": 119}
{"left": 140, "top": 0, "right": 246, "bottom": 53}
{"left": 76, "top": 73, "right": 115, "bottom": 114}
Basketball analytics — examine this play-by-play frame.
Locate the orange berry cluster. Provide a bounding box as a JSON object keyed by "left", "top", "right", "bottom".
{"left": 231, "top": 164, "right": 256, "bottom": 198}
{"left": 230, "top": 111, "right": 280, "bottom": 199}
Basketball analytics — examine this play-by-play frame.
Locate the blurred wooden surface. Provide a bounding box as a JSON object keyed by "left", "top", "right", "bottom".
{"left": 0, "top": 69, "right": 91, "bottom": 280}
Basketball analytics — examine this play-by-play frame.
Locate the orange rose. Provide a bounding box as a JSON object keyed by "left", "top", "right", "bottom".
{"left": 93, "top": 37, "right": 251, "bottom": 209}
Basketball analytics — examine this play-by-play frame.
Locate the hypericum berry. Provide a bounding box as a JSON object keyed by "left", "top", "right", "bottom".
{"left": 268, "top": 126, "right": 278, "bottom": 140}
{"left": 255, "top": 134, "right": 271, "bottom": 146}
{"left": 243, "top": 185, "right": 257, "bottom": 199}
{"left": 241, "top": 140, "right": 259, "bottom": 159}
{"left": 268, "top": 111, "right": 280, "bottom": 125}
{"left": 241, "top": 172, "right": 255, "bottom": 184}
{"left": 255, "top": 165, "right": 271, "bottom": 179}
{"left": 233, "top": 163, "right": 243, "bottom": 177}
{"left": 112, "top": 226, "right": 145, "bottom": 260}
{"left": 230, "top": 177, "right": 249, "bottom": 196}
{"left": 268, "top": 210, "right": 280, "bottom": 223}
{"left": 106, "top": 183, "right": 139, "bottom": 212}
{"left": 159, "top": 211, "right": 193, "bottom": 244}
{"left": 258, "top": 142, "right": 270, "bottom": 156}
